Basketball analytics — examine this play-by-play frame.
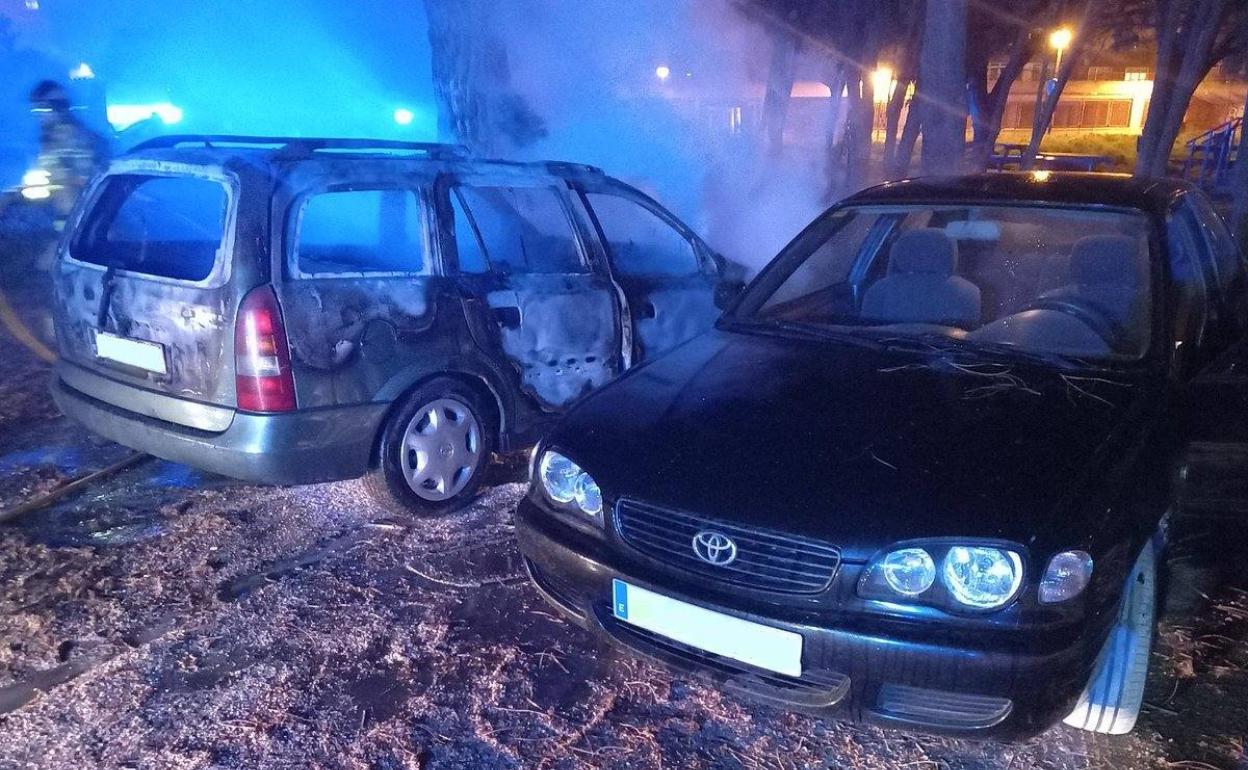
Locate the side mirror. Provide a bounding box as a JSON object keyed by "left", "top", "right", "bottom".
{"left": 714, "top": 280, "right": 746, "bottom": 310}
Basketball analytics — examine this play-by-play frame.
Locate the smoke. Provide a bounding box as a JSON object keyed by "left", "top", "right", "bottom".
{"left": 3, "top": 0, "right": 837, "bottom": 270}
{"left": 0, "top": 0, "right": 438, "bottom": 184}
{"left": 484, "top": 0, "right": 834, "bottom": 274}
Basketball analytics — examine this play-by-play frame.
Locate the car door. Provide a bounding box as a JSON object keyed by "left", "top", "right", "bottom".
{"left": 444, "top": 174, "right": 622, "bottom": 411}
{"left": 578, "top": 180, "right": 733, "bottom": 364}
{"left": 273, "top": 161, "right": 444, "bottom": 407}
{"left": 1172, "top": 193, "right": 1248, "bottom": 516}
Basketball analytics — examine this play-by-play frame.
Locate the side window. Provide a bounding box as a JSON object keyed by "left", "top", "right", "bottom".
{"left": 455, "top": 186, "right": 585, "bottom": 274}
{"left": 294, "top": 189, "right": 426, "bottom": 276}
{"left": 450, "top": 190, "right": 489, "bottom": 274}
{"left": 1168, "top": 211, "right": 1210, "bottom": 349}
{"left": 756, "top": 211, "right": 880, "bottom": 317}
{"left": 586, "top": 193, "right": 700, "bottom": 277}
{"left": 1186, "top": 194, "right": 1248, "bottom": 332}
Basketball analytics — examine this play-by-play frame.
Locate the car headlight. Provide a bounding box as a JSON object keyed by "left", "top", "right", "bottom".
{"left": 879, "top": 547, "right": 936, "bottom": 596}
{"left": 859, "top": 542, "right": 1025, "bottom": 611}
{"left": 1039, "top": 550, "right": 1093, "bottom": 604}
{"left": 537, "top": 450, "right": 603, "bottom": 519}
{"left": 22, "top": 168, "right": 51, "bottom": 187}
{"left": 943, "top": 546, "right": 1024, "bottom": 609}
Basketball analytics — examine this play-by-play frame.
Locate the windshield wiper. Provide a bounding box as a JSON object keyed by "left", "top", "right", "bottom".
{"left": 721, "top": 318, "right": 886, "bottom": 350}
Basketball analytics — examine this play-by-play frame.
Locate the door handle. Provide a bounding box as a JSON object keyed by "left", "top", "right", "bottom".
{"left": 637, "top": 301, "right": 657, "bottom": 320}
{"left": 492, "top": 306, "right": 521, "bottom": 329}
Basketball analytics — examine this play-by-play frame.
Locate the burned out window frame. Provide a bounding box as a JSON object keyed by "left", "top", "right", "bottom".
{"left": 285, "top": 183, "right": 436, "bottom": 280}
{"left": 63, "top": 160, "right": 241, "bottom": 290}
{"left": 447, "top": 178, "right": 594, "bottom": 276}
{"left": 577, "top": 185, "right": 709, "bottom": 279}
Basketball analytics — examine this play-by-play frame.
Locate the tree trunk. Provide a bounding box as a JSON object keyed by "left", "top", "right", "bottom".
{"left": 761, "top": 29, "right": 800, "bottom": 157}
{"left": 917, "top": 0, "right": 967, "bottom": 175}
{"left": 1022, "top": 42, "right": 1085, "bottom": 169}
{"left": 968, "top": 28, "right": 1033, "bottom": 171}
{"left": 893, "top": 93, "right": 923, "bottom": 178}
{"left": 1135, "top": 0, "right": 1229, "bottom": 177}
{"left": 843, "top": 73, "right": 877, "bottom": 193}
{"left": 424, "top": 0, "right": 546, "bottom": 156}
{"left": 882, "top": 79, "right": 911, "bottom": 173}
{"left": 882, "top": 11, "right": 923, "bottom": 175}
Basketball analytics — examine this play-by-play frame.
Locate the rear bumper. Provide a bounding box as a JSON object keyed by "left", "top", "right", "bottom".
{"left": 516, "top": 498, "right": 1109, "bottom": 740}
{"left": 51, "top": 369, "right": 388, "bottom": 485}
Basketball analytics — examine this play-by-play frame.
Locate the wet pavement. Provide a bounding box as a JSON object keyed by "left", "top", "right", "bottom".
{"left": 0, "top": 278, "right": 1245, "bottom": 770}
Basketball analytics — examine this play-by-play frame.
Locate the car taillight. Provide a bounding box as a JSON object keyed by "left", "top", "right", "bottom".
{"left": 234, "top": 286, "right": 296, "bottom": 413}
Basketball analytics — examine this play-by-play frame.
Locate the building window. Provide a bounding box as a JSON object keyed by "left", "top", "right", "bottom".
{"left": 1048, "top": 99, "right": 1134, "bottom": 129}
{"left": 1125, "top": 68, "right": 1150, "bottom": 81}
{"left": 1086, "top": 65, "right": 1119, "bottom": 81}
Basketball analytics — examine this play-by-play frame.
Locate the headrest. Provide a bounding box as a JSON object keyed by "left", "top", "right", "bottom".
{"left": 1070, "top": 235, "right": 1139, "bottom": 288}
{"left": 889, "top": 229, "right": 958, "bottom": 275}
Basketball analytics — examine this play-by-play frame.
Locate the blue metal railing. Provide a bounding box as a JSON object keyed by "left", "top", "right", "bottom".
{"left": 1181, "top": 116, "right": 1242, "bottom": 193}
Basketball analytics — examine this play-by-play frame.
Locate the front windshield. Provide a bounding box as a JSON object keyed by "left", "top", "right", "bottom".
{"left": 732, "top": 204, "right": 1153, "bottom": 361}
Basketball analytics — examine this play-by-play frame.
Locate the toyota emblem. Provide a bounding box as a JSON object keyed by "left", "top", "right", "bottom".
{"left": 692, "top": 530, "right": 738, "bottom": 566}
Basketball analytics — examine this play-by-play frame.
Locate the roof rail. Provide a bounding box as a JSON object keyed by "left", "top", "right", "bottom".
{"left": 130, "top": 135, "right": 470, "bottom": 159}
{"left": 541, "top": 160, "right": 605, "bottom": 176}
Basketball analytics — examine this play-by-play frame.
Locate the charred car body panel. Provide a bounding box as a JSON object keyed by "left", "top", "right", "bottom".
{"left": 51, "top": 136, "right": 738, "bottom": 486}
{"left": 518, "top": 173, "right": 1248, "bottom": 738}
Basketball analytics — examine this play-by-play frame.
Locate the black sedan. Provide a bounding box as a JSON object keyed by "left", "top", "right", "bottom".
{"left": 516, "top": 173, "right": 1248, "bottom": 740}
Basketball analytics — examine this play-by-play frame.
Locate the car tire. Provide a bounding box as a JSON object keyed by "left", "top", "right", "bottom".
{"left": 1063, "top": 540, "right": 1158, "bottom": 735}
{"left": 363, "top": 378, "right": 496, "bottom": 516}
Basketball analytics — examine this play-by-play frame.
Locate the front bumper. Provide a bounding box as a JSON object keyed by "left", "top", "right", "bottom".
{"left": 52, "top": 370, "right": 387, "bottom": 485}
{"left": 516, "top": 498, "right": 1109, "bottom": 740}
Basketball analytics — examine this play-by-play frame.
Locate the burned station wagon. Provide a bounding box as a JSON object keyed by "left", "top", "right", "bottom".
{"left": 50, "top": 136, "right": 741, "bottom": 514}
{"left": 519, "top": 173, "right": 1248, "bottom": 739}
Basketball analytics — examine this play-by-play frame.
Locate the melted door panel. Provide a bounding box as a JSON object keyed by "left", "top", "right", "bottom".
{"left": 624, "top": 276, "right": 720, "bottom": 361}
{"left": 275, "top": 177, "right": 443, "bottom": 407}
{"left": 580, "top": 187, "right": 723, "bottom": 364}
{"left": 448, "top": 180, "right": 622, "bottom": 411}
{"left": 279, "top": 277, "right": 442, "bottom": 406}
{"left": 488, "top": 275, "right": 617, "bottom": 408}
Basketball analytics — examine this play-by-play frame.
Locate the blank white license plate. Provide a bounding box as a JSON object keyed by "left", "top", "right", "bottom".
{"left": 95, "top": 331, "right": 168, "bottom": 375}
{"left": 612, "top": 579, "right": 803, "bottom": 677}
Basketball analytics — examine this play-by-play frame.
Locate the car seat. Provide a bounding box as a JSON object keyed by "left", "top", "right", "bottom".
{"left": 861, "top": 228, "right": 982, "bottom": 328}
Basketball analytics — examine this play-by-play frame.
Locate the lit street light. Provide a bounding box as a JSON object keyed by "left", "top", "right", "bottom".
{"left": 394, "top": 108, "right": 415, "bottom": 126}
{"left": 1050, "top": 27, "right": 1073, "bottom": 72}
{"left": 871, "top": 66, "right": 896, "bottom": 103}
{"left": 655, "top": 65, "right": 671, "bottom": 81}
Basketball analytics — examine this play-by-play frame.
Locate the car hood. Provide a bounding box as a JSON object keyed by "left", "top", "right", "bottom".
{"left": 547, "top": 329, "right": 1157, "bottom": 562}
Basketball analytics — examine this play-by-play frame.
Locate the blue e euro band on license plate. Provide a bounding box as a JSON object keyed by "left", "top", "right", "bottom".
{"left": 612, "top": 579, "right": 803, "bottom": 677}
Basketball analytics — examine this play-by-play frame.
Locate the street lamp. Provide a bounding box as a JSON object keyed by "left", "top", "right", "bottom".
{"left": 1049, "top": 27, "right": 1073, "bottom": 72}
{"left": 655, "top": 65, "right": 671, "bottom": 81}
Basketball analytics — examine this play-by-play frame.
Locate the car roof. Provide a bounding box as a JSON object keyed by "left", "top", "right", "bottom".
{"left": 844, "top": 172, "right": 1193, "bottom": 219}
{"left": 119, "top": 135, "right": 608, "bottom": 182}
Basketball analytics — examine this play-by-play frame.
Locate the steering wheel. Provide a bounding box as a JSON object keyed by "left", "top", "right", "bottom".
{"left": 1026, "top": 297, "right": 1123, "bottom": 351}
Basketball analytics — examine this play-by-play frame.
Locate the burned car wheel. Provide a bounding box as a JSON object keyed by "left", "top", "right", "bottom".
{"left": 365, "top": 378, "right": 496, "bottom": 516}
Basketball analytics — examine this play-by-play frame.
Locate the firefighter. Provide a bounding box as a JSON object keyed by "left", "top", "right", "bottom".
{"left": 28, "top": 79, "right": 109, "bottom": 223}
